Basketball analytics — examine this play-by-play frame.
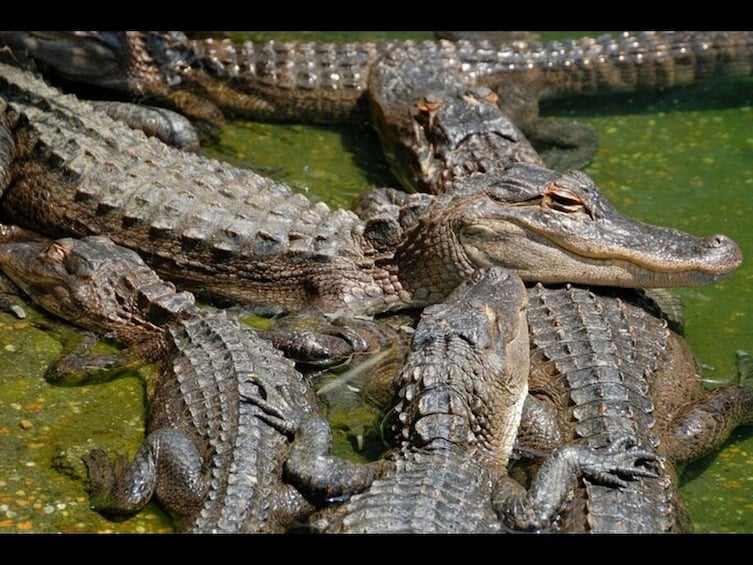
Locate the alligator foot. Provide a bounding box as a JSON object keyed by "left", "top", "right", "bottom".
{"left": 45, "top": 334, "right": 146, "bottom": 385}
{"left": 268, "top": 328, "right": 357, "bottom": 369}
{"left": 265, "top": 307, "right": 389, "bottom": 370}
{"left": 284, "top": 414, "right": 383, "bottom": 502}
{"left": 523, "top": 117, "right": 600, "bottom": 172}
{"left": 82, "top": 428, "right": 205, "bottom": 523}
{"left": 577, "top": 435, "right": 661, "bottom": 488}
{"left": 239, "top": 378, "right": 298, "bottom": 436}
{"left": 81, "top": 448, "right": 134, "bottom": 520}
{"left": 497, "top": 434, "right": 661, "bottom": 532}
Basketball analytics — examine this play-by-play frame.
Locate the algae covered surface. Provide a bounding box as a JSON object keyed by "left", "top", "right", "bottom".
{"left": 0, "top": 31, "right": 752, "bottom": 533}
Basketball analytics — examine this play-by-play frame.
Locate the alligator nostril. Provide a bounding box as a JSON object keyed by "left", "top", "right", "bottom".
{"left": 708, "top": 234, "right": 730, "bottom": 248}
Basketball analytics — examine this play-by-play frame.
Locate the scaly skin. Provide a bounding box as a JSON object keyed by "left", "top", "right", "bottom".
{"left": 514, "top": 284, "right": 753, "bottom": 532}
{"left": 0, "top": 235, "right": 381, "bottom": 533}
{"left": 0, "top": 61, "right": 742, "bottom": 319}
{"left": 366, "top": 48, "right": 546, "bottom": 193}
{"left": 311, "top": 267, "right": 659, "bottom": 533}
{"left": 2, "top": 31, "right": 751, "bottom": 167}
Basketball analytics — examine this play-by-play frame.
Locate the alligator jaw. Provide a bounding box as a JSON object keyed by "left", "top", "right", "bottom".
{"left": 455, "top": 165, "right": 743, "bottom": 288}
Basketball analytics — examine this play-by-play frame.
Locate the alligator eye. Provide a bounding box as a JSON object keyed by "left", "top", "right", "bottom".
{"left": 44, "top": 241, "right": 67, "bottom": 263}
{"left": 62, "top": 249, "right": 97, "bottom": 277}
{"left": 463, "top": 87, "right": 498, "bottom": 106}
{"left": 542, "top": 184, "right": 592, "bottom": 217}
{"left": 415, "top": 95, "right": 444, "bottom": 116}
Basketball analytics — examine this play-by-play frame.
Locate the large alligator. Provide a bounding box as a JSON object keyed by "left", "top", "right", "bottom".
{"left": 0, "top": 61, "right": 742, "bottom": 321}
{"left": 511, "top": 284, "right": 753, "bottom": 532}
{"left": 300, "top": 279, "right": 753, "bottom": 533}
{"left": 0, "top": 233, "right": 383, "bottom": 533}
{"left": 309, "top": 266, "right": 659, "bottom": 533}
{"left": 1, "top": 31, "right": 752, "bottom": 173}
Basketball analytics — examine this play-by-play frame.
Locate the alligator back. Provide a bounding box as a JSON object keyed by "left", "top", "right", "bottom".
{"left": 321, "top": 451, "right": 503, "bottom": 533}
{"left": 0, "top": 61, "right": 384, "bottom": 315}
{"left": 314, "top": 266, "right": 530, "bottom": 533}
{"left": 524, "top": 284, "right": 689, "bottom": 533}
{"left": 150, "top": 310, "right": 320, "bottom": 532}
{"left": 183, "top": 32, "right": 753, "bottom": 123}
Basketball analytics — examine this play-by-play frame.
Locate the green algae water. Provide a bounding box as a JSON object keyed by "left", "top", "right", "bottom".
{"left": 0, "top": 31, "right": 751, "bottom": 533}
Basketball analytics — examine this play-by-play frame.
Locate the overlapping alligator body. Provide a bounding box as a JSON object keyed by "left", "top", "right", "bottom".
{"left": 311, "top": 267, "right": 659, "bottom": 533}
{"left": 2, "top": 30, "right": 752, "bottom": 176}
{"left": 0, "top": 235, "right": 381, "bottom": 532}
{"left": 0, "top": 61, "right": 741, "bottom": 319}
{"left": 3, "top": 31, "right": 751, "bottom": 139}
{"left": 518, "top": 284, "right": 753, "bottom": 532}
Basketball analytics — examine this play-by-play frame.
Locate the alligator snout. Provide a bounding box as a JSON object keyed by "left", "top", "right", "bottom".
{"left": 702, "top": 233, "right": 743, "bottom": 272}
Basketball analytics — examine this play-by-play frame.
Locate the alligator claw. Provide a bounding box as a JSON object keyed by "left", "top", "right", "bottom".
{"left": 81, "top": 448, "right": 118, "bottom": 506}
{"left": 581, "top": 436, "right": 662, "bottom": 488}
{"left": 240, "top": 374, "right": 299, "bottom": 436}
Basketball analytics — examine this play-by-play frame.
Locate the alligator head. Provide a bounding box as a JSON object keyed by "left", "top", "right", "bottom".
{"left": 0, "top": 235, "right": 196, "bottom": 341}
{"left": 0, "top": 31, "right": 184, "bottom": 97}
{"left": 368, "top": 50, "right": 544, "bottom": 195}
{"left": 390, "top": 163, "right": 743, "bottom": 305}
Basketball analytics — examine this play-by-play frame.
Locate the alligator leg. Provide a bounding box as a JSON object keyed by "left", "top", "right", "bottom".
{"left": 239, "top": 370, "right": 384, "bottom": 503}
{"left": 663, "top": 381, "right": 753, "bottom": 468}
{"left": 82, "top": 428, "right": 206, "bottom": 520}
{"left": 87, "top": 100, "right": 201, "bottom": 152}
{"left": 166, "top": 86, "right": 226, "bottom": 145}
{"left": 516, "top": 116, "right": 600, "bottom": 172}
{"left": 495, "top": 435, "right": 661, "bottom": 532}
{"left": 283, "top": 415, "right": 384, "bottom": 502}
{"left": 44, "top": 336, "right": 148, "bottom": 385}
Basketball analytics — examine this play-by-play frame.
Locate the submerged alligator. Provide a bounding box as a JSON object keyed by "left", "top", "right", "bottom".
{"left": 2, "top": 31, "right": 752, "bottom": 174}
{"left": 310, "top": 266, "right": 660, "bottom": 533}
{"left": 0, "top": 61, "right": 742, "bottom": 321}
{"left": 0, "top": 234, "right": 382, "bottom": 533}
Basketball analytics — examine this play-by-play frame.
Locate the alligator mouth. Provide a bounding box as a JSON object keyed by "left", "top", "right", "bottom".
{"left": 540, "top": 234, "right": 742, "bottom": 287}
{"left": 463, "top": 222, "right": 744, "bottom": 288}
{"left": 553, "top": 232, "right": 744, "bottom": 282}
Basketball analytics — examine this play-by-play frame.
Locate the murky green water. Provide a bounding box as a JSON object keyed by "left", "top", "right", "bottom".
{"left": 1, "top": 31, "right": 751, "bottom": 533}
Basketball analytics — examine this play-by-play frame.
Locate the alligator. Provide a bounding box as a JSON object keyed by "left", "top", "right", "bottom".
{"left": 0, "top": 60, "right": 742, "bottom": 321}
{"left": 344, "top": 185, "right": 753, "bottom": 532}
{"left": 506, "top": 284, "right": 753, "bottom": 532}
{"left": 2, "top": 31, "right": 752, "bottom": 173}
{"left": 293, "top": 278, "right": 753, "bottom": 533}
{"left": 0, "top": 233, "right": 383, "bottom": 533}
{"left": 0, "top": 51, "right": 747, "bottom": 534}
{"left": 366, "top": 48, "right": 546, "bottom": 193}
{"left": 308, "top": 266, "right": 660, "bottom": 533}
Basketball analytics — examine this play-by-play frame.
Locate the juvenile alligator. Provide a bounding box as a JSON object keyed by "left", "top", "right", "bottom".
{"left": 0, "top": 234, "right": 383, "bottom": 533}
{"left": 0, "top": 61, "right": 742, "bottom": 319}
{"left": 2, "top": 31, "right": 752, "bottom": 172}
{"left": 309, "top": 266, "right": 659, "bottom": 533}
